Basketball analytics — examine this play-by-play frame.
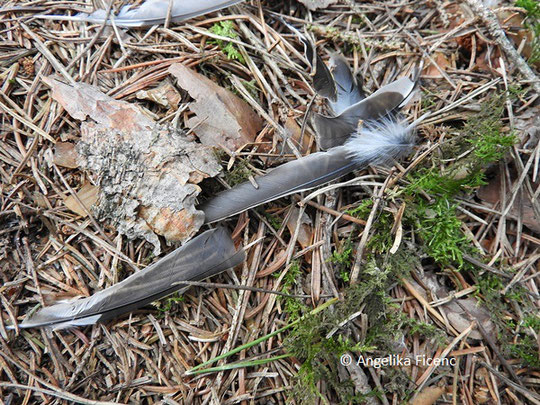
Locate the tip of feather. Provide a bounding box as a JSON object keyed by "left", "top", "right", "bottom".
{"left": 343, "top": 117, "right": 416, "bottom": 166}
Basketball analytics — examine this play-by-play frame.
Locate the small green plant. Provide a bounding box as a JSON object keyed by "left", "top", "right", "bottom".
{"left": 224, "top": 158, "right": 252, "bottom": 186}
{"left": 508, "top": 335, "right": 540, "bottom": 368}
{"left": 329, "top": 239, "right": 353, "bottom": 282}
{"left": 516, "top": 0, "right": 540, "bottom": 64}
{"left": 278, "top": 261, "right": 307, "bottom": 321}
{"left": 154, "top": 292, "right": 185, "bottom": 315}
{"left": 209, "top": 21, "right": 244, "bottom": 63}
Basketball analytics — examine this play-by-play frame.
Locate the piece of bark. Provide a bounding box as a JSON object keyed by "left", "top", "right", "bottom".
{"left": 168, "top": 63, "right": 262, "bottom": 150}
{"left": 45, "top": 77, "right": 222, "bottom": 254}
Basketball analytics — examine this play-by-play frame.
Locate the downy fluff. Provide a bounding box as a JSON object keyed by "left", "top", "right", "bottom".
{"left": 343, "top": 116, "right": 416, "bottom": 167}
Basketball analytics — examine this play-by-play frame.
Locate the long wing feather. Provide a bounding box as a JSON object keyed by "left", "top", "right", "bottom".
{"left": 15, "top": 228, "right": 244, "bottom": 329}
{"left": 201, "top": 147, "right": 357, "bottom": 223}
{"left": 327, "top": 53, "right": 364, "bottom": 115}
{"left": 201, "top": 119, "right": 415, "bottom": 223}
{"left": 313, "top": 76, "right": 417, "bottom": 150}
{"left": 35, "top": 0, "right": 244, "bottom": 28}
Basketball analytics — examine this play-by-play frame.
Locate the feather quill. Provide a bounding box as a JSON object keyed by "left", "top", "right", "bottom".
{"left": 14, "top": 228, "right": 244, "bottom": 329}
{"left": 201, "top": 118, "right": 415, "bottom": 223}
{"left": 34, "top": 0, "right": 245, "bottom": 28}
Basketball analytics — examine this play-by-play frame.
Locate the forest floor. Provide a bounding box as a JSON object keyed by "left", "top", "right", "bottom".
{"left": 0, "top": 0, "right": 539, "bottom": 404}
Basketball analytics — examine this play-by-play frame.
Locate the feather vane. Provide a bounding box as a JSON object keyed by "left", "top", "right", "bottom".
{"left": 35, "top": 0, "right": 245, "bottom": 28}
{"left": 15, "top": 228, "right": 244, "bottom": 329}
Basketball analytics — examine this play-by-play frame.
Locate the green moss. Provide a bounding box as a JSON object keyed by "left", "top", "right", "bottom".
{"left": 508, "top": 335, "right": 540, "bottom": 368}
{"left": 464, "top": 98, "right": 517, "bottom": 163}
{"left": 413, "top": 198, "right": 473, "bottom": 266}
{"left": 515, "top": 0, "right": 540, "bottom": 64}
{"left": 329, "top": 239, "right": 353, "bottom": 282}
{"left": 284, "top": 247, "right": 420, "bottom": 404}
{"left": 264, "top": 212, "right": 282, "bottom": 230}
{"left": 223, "top": 158, "right": 253, "bottom": 186}
{"left": 153, "top": 292, "right": 185, "bottom": 316}
{"left": 516, "top": 0, "right": 539, "bottom": 18}
{"left": 277, "top": 261, "right": 307, "bottom": 321}
{"left": 209, "top": 21, "right": 245, "bottom": 63}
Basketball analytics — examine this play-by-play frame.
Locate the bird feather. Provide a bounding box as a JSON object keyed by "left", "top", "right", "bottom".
{"left": 34, "top": 0, "right": 245, "bottom": 28}
{"left": 14, "top": 228, "right": 244, "bottom": 329}
{"left": 327, "top": 53, "right": 364, "bottom": 115}
{"left": 201, "top": 118, "right": 415, "bottom": 223}
{"left": 313, "top": 76, "right": 418, "bottom": 150}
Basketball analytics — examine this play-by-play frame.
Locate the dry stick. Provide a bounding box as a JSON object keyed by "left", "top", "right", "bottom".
{"left": 465, "top": 0, "right": 540, "bottom": 95}
{"left": 350, "top": 170, "right": 394, "bottom": 284}
{"left": 478, "top": 362, "right": 540, "bottom": 404}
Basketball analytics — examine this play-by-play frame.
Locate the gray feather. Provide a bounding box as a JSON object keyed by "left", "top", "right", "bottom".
{"left": 15, "top": 228, "right": 244, "bottom": 329}
{"left": 327, "top": 53, "right": 364, "bottom": 115}
{"left": 202, "top": 147, "right": 357, "bottom": 223}
{"left": 34, "top": 0, "right": 244, "bottom": 28}
{"left": 313, "top": 76, "right": 417, "bottom": 150}
{"left": 201, "top": 119, "right": 415, "bottom": 223}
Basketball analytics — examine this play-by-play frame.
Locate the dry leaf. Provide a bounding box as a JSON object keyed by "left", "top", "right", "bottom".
{"left": 422, "top": 52, "right": 451, "bottom": 78}
{"left": 445, "top": 298, "right": 496, "bottom": 340}
{"left": 53, "top": 142, "right": 79, "bottom": 169}
{"left": 46, "top": 77, "right": 222, "bottom": 254}
{"left": 477, "top": 171, "right": 540, "bottom": 234}
{"left": 297, "top": 0, "right": 338, "bottom": 11}
{"left": 136, "top": 78, "right": 181, "bottom": 108}
{"left": 409, "top": 386, "right": 445, "bottom": 405}
{"left": 64, "top": 183, "right": 99, "bottom": 217}
{"left": 168, "top": 63, "right": 262, "bottom": 150}
{"left": 283, "top": 115, "right": 311, "bottom": 154}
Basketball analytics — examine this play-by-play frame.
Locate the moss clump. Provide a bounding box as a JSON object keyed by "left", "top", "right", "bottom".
{"left": 276, "top": 261, "right": 308, "bottom": 321}
{"left": 285, "top": 249, "right": 420, "bottom": 404}
{"left": 153, "top": 292, "right": 185, "bottom": 316}
{"left": 209, "top": 21, "right": 244, "bottom": 63}
{"left": 223, "top": 158, "right": 253, "bottom": 186}
{"left": 329, "top": 238, "right": 354, "bottom": 282}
